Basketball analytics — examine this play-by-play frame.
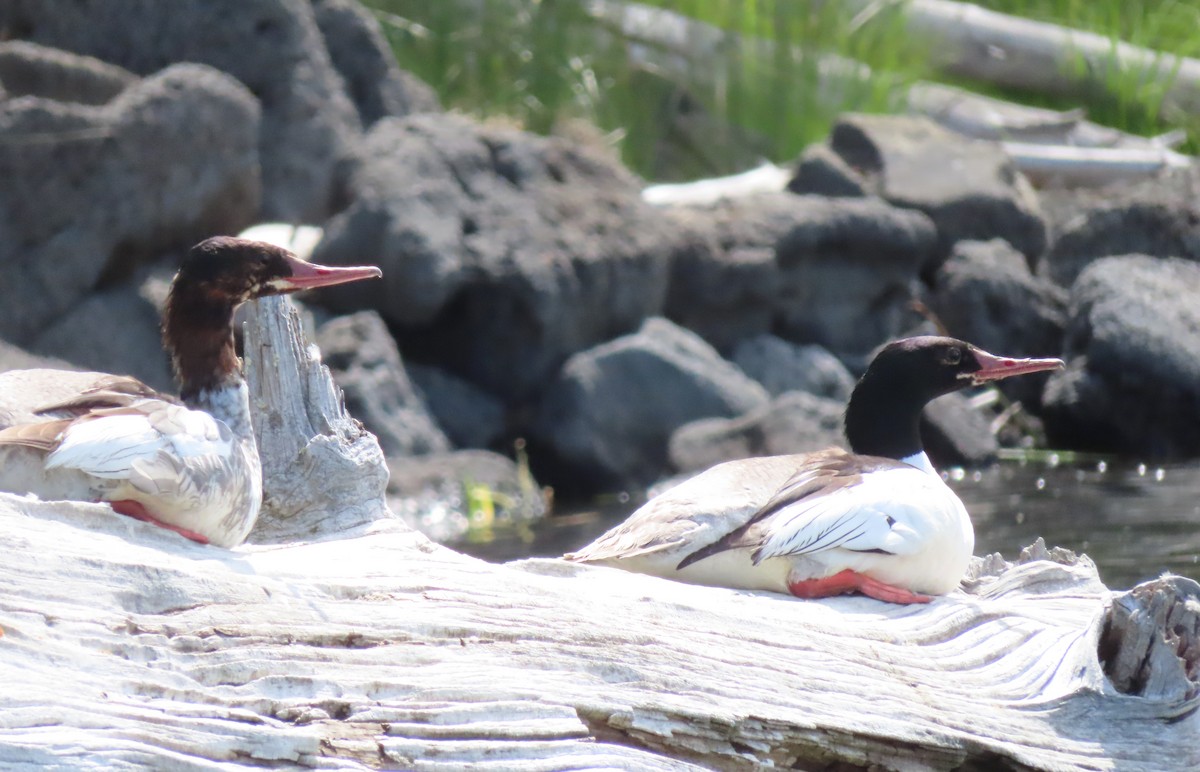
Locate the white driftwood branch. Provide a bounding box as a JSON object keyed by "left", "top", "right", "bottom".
{"left": 639, "top": 137, "right": 1189, "bottom": 205}
{"left": 906, "top": 81, "right": 1190, "bottom": 153}
{"left": 642, "top": 162, "right": 792, "bottom": 205}
{"left": 0, "top": 490, "right": 1196, "bottom": 770}
{"left": 241, "top": 295, "right": 393, "bottom": 544}
{"left": 591, "top": 1, "right": 1194, "bottom": 192}
{"left": 852, "top": 0, "right": 1200, "bottom": 119}
{"left": 1001, "top": 140, "right": 1191, "bottom": 187}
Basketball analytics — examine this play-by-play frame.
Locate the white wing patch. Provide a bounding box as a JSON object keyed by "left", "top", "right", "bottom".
{"left": 45, "top": 404, "right": 233, "bottom": 482}
{"left": 753, "top": 466, "right": 961, "bottom": 563}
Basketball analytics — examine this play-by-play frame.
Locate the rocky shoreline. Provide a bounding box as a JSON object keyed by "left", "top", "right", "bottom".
{"left": 3, "top": 1, "right": 1199, "bottom": 537}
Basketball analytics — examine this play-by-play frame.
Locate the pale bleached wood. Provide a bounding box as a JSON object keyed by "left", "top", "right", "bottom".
{"left": 0, "top": 490, "right": 1196, "bottom": 770}
{"left": 241, "top": 295, "right": 393, "bottom": 544}
{"left": 640, "top": 140, "right": 1187, "bottom": 205}
{"left": 845, "top": 0, "right": 1200, "bottom": 119}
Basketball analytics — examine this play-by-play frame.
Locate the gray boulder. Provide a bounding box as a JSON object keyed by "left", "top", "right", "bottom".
{"left": 920, "top": 393, "right": 999, "bottom": 468}
{"left": 0, "top": 63, "right": 261, "bottom": 344}
{"left": 1042, "top": 202, "right": 1200, "bottom": 287}
{"left": 928, "top": 239, "right": 1067, "bottom": 408}
{"left": 25, "top": 267, "right": 175, "bottom": 392}
{"left": 668, "top": 390, "right": 845, "bottom": 474}
{"left": 663, "top": 192, "right": 937, "bottom": 362}
{"left": 809, "top": 114, "right": 1046, "bottom": 265}
{"left": 407, "top": 363, "right": 507, "bottom": 451}
{"left": 773, "top": 195, "right": 938, "bottom": 360}
{"left": 1042, "top": 256, "right": 1200, "bottom": 459}
{"left": 732, "top": 335, "right": 855, "bottom": 401}
{"left": 317, "top": 311, "right": 451, "bottom": 458}
{"left": 313, "top": 113, "right": 680, "bottom": 402}
{"left": 0, "top": 340, "right": 76, "bottom": 373}
{"left": 930, "top": 239, "right": 1067, "bottom": 355}
{"left": 661, "top": 194, "right": 804, "bottom": 351}
{"left": 0, "top": 0, "right": 361, "bottom": 221}
{"left": 0, "top": 40, "right": 134, "bottom": 104}
{"left": 787, "top": 142, "right": 867, "bottom": 197}
{"left": 531, "top": 317, "right": 769, "bottom": 493}
{"left": 312, "top": 0, "right": 439, "bottom": 126}
{"left": 668, "top": 388, "right": 1001, "bottom": 474}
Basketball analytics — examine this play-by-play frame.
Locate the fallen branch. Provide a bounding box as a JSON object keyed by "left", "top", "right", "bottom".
{"left": 847, "top": 0, "right": 1200, "bottom": 120}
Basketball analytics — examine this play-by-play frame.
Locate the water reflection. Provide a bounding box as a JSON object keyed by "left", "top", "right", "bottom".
{"left": 452, "top": 459, "right": 1200, "bottom": 591}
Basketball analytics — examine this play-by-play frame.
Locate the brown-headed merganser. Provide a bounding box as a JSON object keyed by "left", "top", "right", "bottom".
{"left": 0, "top": 236, "right": 381, "bottom": 548}
{"left": 565, "top": 336, "right": 1064, "bottom": 603}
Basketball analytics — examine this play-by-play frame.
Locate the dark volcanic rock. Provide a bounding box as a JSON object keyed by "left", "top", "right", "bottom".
{"left": 1042, "top": 201, "right": 1200, "bottom": 287}
{"left": 0, "top": 0, "right": 360, "bottom": 221}
{"left": 1042, "top": 256, "right": 1200, "bottom": 459}
{"left": 930, "top": 239, "right": 1067, "bottom": 355}
{"left": 313, "top": 113, "right": 679, "bottom": 402}
{"left": 312, "top": 0, "right": 439, "bottom": 126}
{"left": 668, "top": 390, "right": 845, "bottom": 474}
{"left": 26, "top": 269, "right": 174, "bottom": 392}
{"left": 0, "top": 40, "right": 134, "bottom": 104}
{"left": 317, "top": 311, "right": 451, "bottom": 458}
{"left": 531, "top": 317, "right": 769, "bottom": 494}
{"left": 817, "top": 114, "right": 1046, "bottom": 265}
{"left": 787, "top": 142, "right": 867, "bottom": 197}
{"left": 407, "top": 363, "right": 507, "bottom": 451}
{"left": 928, "top": 239, "right": 1067, "bottom": 408}
{"left": 0, "top": 340, "right": 76, "bottom": 373}
{"left": 773, "top": 195, "right": 937, "bottom": 360}
{"left": 732, "top": 335, "right": 855, "bottom": 401}
{"left": 661, "top": 194, "right": 806, "bottom": 351}
{"left": 0, "top": 63, "right": 261, "bottom": 344}
{"left": 920, "top": 392, "right": 999, "bottom": 468}
{"left": 663, "top": 193, "right": 936, "bottom": 362}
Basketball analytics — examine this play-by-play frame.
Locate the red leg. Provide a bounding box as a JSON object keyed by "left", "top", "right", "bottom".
{"left": 108, "top": 500, "right": 210, "bottom": 545}
{"left": 788, "top": 569, "right": 932, "bottom": 604}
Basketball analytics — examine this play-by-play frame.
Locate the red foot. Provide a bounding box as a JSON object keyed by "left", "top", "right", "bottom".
{"left": 788, "top": 569, "right": 932, "bottom": 604}
{"left": 108, "top": 500, "right": 210, "bottom": 545}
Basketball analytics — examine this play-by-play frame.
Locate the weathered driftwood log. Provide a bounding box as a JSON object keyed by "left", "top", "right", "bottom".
{"left": 0, "top": 493, "right": 1197, "bottom": 770}
{"left": 0, "top": 291, "right": 1196, "bottom": 769}
{"left": 906, "top": 82, "right": 1188, "bottom": 152}
{"left": 242, "top": 295, "right": 393, "bottom": 544}
{"left": 844, "top": 0, "right": 1200, "bottom": 119}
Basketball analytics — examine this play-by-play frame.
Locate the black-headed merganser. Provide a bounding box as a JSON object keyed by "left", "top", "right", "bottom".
{"left": 0, "top": 237, "right": 381, "bottom": 548}
{"left": 565, "top": 336, "right": 1064, "bottom": 604}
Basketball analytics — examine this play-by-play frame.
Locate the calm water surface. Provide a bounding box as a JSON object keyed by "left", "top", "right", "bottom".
{"left": 453, "top": 457, "right": 1200, "bottom": 591}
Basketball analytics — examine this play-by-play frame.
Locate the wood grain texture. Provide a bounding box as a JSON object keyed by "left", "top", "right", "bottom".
{"left": 0, "top": 295, "right": 1195, "bottom": 770}
{"left": 0, "top": 492, "right": 1195, "bottom": 770}
{"left": 241, "top": 295, "right": 392, "bottom": 545}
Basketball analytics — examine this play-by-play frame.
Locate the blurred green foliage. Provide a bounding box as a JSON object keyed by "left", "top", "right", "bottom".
{"left": 364, "top": 0, "right": 1200, "bottom": 179}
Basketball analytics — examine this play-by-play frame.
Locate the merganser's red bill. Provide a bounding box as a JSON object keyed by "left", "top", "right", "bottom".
{"left": 275, "top": 253, "right": 382, "bottom": 291}
{"left": 966, "top": 349, "right": 1065, "bottom": 385}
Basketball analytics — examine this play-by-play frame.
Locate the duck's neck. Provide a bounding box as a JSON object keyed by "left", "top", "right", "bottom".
{"left": 163, "top": 285, "right": 251, "bottom": 438}
{"left": 844, "top": 370, "right": 928, "bottom": 463}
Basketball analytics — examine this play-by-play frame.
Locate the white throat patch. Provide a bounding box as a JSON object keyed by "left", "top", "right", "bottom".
{"left": 900, "top": 451, "right": 938, "bottom": 477}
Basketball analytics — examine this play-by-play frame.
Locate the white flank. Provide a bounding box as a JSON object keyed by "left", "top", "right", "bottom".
{"left": 757, "top": 465, "right": 965, "bottom": 560}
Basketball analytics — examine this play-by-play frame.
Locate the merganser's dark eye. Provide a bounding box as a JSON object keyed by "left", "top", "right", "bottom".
{"left": 941, "top": 347, "right": 963, "bottom": 366}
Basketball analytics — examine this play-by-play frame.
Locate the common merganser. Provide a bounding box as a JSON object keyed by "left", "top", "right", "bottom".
{"left": 0, "top": 236, "right": 381, "bottom": 548}
{"left": 565, "top": 336, "right": 1064, "bottom": 604}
